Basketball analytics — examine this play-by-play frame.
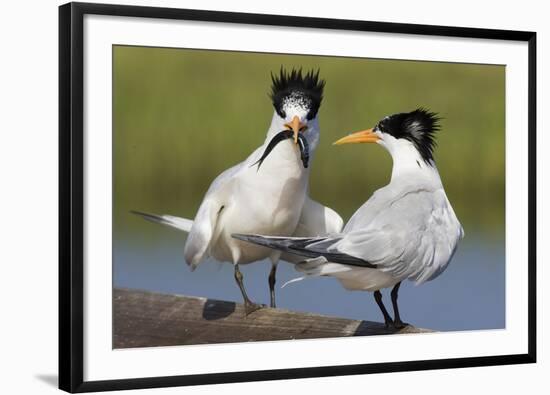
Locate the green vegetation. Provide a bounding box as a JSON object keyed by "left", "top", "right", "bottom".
{"left": 114, "top": 46, "right": 505, "bottom": 239}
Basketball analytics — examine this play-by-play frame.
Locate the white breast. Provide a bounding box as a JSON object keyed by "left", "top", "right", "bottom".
{"left": 211, "top": 139, "right": 310, "bottom": 264}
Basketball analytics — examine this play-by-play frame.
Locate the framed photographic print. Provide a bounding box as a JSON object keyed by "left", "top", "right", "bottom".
{"left": 59, "top": 2, "right": 537, "bottom": 392}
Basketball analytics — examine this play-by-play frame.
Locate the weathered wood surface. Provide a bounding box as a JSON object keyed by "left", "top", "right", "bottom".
{"left": 113, "top": 288, "right": 431, "bottom": 349}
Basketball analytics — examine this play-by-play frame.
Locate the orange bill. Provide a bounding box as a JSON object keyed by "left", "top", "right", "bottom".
{"left": 333, "top": 128, "right": 380, "bottom": 145}
{"left": 285, "top": 115, "right": 306, "bottom": 144}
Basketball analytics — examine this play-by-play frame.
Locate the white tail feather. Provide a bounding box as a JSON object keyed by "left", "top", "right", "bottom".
{"left": 131, "top": 211, "right": 194, "bottom": 233}
{"left": 282, "top": 257, "right": 332, "bottom": 288}
{"left": 281, "top": 276, "right": 306, "bottom": 288}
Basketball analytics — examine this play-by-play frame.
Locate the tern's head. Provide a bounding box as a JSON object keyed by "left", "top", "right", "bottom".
{"left": 270, "top": 68, "right": 325, "bottom": 143}
{"left": 334, "top": 108, "right": 440, "bottom": 164}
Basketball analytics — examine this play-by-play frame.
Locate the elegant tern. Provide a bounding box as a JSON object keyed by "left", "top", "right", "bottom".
{"left": 234, "top": 108, "right": 463, "bottom": 327}
{"left": 134, "top": 69, "right": 343, "bottom": 315}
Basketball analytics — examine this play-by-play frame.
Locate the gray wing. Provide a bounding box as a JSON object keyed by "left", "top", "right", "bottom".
{"left": 335, "top": 188, "right": 463, "bottom": 284}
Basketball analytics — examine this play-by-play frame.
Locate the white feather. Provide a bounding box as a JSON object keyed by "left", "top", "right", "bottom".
{"left": 131, "top": 211, "right": 193, "bottom": 232}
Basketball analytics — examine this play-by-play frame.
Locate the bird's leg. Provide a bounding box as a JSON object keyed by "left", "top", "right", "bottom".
{"left": 373, "top": 290, "right": 394, "bottom": 328}
{"left": 268, "top": 262, "right": 277, "bottom": 308}
{"left": 234, "top": 264, "right": 263, "bottom": 316}
{"left": 390, "top": 282, "right": 409, "bottom": 329}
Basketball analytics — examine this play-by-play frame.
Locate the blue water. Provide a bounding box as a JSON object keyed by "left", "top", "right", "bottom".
{"left": 113, "top": 228, "right": 505, "bottom": 332}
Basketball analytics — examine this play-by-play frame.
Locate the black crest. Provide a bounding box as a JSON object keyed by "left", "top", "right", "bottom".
{"left": 270, "top": 68, "right": 325, "bottom": 120}
{"left": 376, "top": 108, "right": 441, "bottom": 163}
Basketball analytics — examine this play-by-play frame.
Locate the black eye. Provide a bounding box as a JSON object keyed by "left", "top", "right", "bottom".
{"left": 278, "top": 109, "right": 286, "bottom": 118}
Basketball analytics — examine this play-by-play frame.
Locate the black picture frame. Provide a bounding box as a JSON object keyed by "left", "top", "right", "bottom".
{"left": 59, "top": 2, "right": 537, "bottom": 392}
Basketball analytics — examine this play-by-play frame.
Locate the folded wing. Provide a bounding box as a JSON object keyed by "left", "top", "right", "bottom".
{"left": 333, "top": 188, "right": 463, "bottom": 284}
{"left": 280, "top": 196, "right": 344, "bottom": 263}
{"left": 234, "top": 188, "right": 463, "bottom": 285}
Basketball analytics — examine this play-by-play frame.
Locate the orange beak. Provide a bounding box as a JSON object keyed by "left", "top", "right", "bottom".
{"left": 284, "top": 115, "right": 307, "bottom": 144}
{"left": 333, "top": 128, "right": 380, "bottom": 145}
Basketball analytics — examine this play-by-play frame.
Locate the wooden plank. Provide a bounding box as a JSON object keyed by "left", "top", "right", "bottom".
{"left": 113, "top": 288, "right": 432, "bottom": 348}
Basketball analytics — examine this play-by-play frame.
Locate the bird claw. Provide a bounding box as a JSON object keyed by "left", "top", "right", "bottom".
{"left": 244, "top": 302, "right": 265, "bottom": 317}
{"left": 392, "top": 320, "right": 410, "bottom": 330}
{"left": 383, "top": 318, "right": 410, "bottom": 330}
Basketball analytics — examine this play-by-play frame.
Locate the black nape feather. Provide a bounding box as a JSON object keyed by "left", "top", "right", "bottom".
{"left": 270, "top": 67, "right": 325, "bottom": 120}
{"left": 376, "top": 108, "right": 441, "bottom": 164}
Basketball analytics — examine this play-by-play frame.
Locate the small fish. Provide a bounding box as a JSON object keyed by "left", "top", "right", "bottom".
{"left": 252, "top": 130, "right": 309, "bottom": 170}
{"left": 297, "top": 133, "right": 309, "bottom": 169}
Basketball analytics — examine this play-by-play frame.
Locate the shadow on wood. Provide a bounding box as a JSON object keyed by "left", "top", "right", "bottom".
{"left": 202, "top": 299, "right": 236, "bottom": 320}
{"left": 113, "top": 288, "right": 432, "bottom": 349}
